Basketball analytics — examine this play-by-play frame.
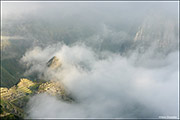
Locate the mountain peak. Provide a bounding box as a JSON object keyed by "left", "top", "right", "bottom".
{"left": 47, "top": 56, "right": 62, "bottom": 69}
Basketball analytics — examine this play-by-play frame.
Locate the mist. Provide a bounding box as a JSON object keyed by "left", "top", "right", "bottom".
{"left": 21, "top": 43, "right": 178, "bottom": 118}
{"left": 2, "top": 1, "right": 179, "bottom": 119}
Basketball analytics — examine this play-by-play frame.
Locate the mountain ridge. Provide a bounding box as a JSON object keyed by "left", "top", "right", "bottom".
{"left": 0, "top": 56, "right": 72, "bottom": 119}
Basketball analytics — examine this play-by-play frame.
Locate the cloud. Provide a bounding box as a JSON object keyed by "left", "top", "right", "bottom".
{"left": 22, "top": 43, "right": 178, "bottom": 118}
{"left": 10, "top": 2, "right": 178, "bottom": 119}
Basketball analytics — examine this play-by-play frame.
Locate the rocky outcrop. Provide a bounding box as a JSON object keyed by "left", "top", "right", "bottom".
{"left": 133, "top": 14, "right": 178, "bottom": 54}
{"left": 47, "top": 56, "right": 62, "bottom": 69}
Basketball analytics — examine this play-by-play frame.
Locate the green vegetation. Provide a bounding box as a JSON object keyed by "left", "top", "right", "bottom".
{"left": 0, "top": 113, "right": 23, "bottom": 120}
{"left": 0, "top": 105, "right": 3, "bottom": 114}
{"left": 1, "top": 58, "right": 25, "bottom": 88}
{"left": 18, "top": 87, "right": 32, "bottom": 94}
{"left": 1, "top": 79, "right": 43, "bottom": 119}
{"left": 1, "top": 66, "right": 18, "bottom": 87}
{"left": 29, "top": 83, "right": 41, "bottom": 94}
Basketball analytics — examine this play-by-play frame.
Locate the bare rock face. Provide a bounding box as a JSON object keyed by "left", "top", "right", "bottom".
{"left": 47, "top": 56, "right": 62, "bottom": 70}
{"left": 134, "top": 14, "right": 178, "bottom": 54}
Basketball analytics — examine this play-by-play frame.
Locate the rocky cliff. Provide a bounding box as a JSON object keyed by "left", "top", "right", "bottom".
{"left": 47, "top": 56, "right": 62, "bottom": 70}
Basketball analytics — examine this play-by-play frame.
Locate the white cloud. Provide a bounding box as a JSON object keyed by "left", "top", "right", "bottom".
{"left": 22, "top": 44, "right": 178, "bottom": 118}
{"left": 14, "top": 2, "right": 178, "bottom": 118}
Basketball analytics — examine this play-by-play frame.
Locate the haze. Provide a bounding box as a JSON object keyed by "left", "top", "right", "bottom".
{"left": 1, "top": 1, "right": 179, "bottom": 119}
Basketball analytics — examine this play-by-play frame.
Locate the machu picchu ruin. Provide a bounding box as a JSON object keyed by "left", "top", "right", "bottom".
{"left": 0, "top": 78, "right": 70, "bottom": 119}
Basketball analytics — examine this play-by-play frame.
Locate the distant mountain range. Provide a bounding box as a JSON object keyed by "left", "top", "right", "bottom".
{"left": 1, "top": 13, "right": 178, "bottom": 88}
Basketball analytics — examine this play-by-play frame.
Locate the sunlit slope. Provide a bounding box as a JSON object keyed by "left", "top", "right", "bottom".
{"left": 0, "top": 77, "right": 72, "bottom": 119}
{"left": 0, "top": 78, "right": 40, "bottom": 118}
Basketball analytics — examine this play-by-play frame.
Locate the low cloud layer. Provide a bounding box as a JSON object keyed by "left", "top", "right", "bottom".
{"left": 21, "top": 43, "right": 178, "bottom": 118}
{"left": 5, "top": 1, "right": 178, "bottom": 119}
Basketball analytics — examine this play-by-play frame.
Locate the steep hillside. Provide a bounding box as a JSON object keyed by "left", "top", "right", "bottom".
{"left": 133, "top": 14, "right": 178, "bottom": 55}
{"left": 1, "top": 78, "right": 73, "bottom": 119}
{"left": 1, "top": 59, "right": 25, "bottom": 88}
{"left": 0, "top": 78, "right": 36, "bottom": 118}
{"left": 0, "top": 36, "right": 30, "bottom": 88}
{"left": 1, "top": 66, "right": 18, "bottom": 87}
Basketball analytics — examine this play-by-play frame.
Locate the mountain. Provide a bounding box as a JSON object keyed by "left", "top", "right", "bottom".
{"left": 0, "top": 78, "right": 36, "bottom": 118}
{"left": 47, "top": 56, "right": 62, "bottom": 70}
{"left": 0, "top": 56, "right": 73, "bottom": 119}
{"left": 133, "top": 14, "right": 178, "bottom": 55}
{"left": 0, "top": 78, "right": 72, "bottom": 119}
{"left": 1, "top": 36, "right": 31, "bottom": 88}
{"left": 1, "top": 66, "right": 18, "bottom": 87}
{"left": 1, "top": 59, "right": 25, "bottom": 88}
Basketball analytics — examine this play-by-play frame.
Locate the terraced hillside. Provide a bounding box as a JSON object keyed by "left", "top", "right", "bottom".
{"left": 0, "top": 78, "right": 71, "bottom": 119}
